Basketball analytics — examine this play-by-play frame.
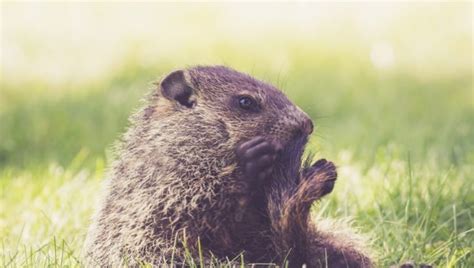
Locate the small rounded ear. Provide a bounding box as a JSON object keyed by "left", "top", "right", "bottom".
{"left": 160, "top": 70, "right": 196, "bottom": 108}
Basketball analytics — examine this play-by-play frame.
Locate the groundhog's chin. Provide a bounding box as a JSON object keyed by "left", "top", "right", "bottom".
{"left": 281, "top": 135, "right": 308, "bottom": 154}
{"left": 274, "top": 135, "right": 308, "bottom": 172}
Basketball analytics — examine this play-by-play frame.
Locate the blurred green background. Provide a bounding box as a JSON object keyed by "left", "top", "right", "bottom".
{"left": 1, "top": 2, "right": 473, "bottom": 267}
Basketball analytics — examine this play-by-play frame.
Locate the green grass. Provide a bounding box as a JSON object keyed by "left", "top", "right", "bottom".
{"left": 1, "top": 59, "right": 472, "bottom": 267}
{"left": 1, "top": 3, "right": 473, "bottom": 267}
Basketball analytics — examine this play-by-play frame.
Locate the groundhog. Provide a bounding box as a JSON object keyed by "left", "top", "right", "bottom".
{"left": 84, "top": 66, "right": 373, "bottom": 267}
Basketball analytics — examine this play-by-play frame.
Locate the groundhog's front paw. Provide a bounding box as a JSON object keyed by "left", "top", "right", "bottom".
{"left": 235, "top": 136, "right": 282, "bottom": 182}
{"left": 302, "top": 159, "right": 337, "bottom": 197}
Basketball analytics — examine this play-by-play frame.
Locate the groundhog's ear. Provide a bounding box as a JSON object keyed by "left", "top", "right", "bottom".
{"left": 160, "top": 70, "right": 196, "bottom": 108}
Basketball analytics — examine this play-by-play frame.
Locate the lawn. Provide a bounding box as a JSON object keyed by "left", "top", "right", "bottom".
{"left": 1, "top": 2, "right": 472, "bottom": 267}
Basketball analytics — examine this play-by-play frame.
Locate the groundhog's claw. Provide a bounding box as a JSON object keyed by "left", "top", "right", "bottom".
{"left": 301, "top": 158, "right": 337, "bottom": 197}
{"left": 236, "top": 136, "right": 280, "bottom": 182}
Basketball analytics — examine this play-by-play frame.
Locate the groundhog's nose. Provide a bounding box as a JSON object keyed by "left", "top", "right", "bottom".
{"left": 302, "top": 117, "right": 314, "bottom": 135}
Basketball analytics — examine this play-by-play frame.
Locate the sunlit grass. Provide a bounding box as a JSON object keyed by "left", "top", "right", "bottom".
{"left": 0, "top": 160, "right": 102, "bottom": 267}
{"left": 1, "top": 149, "right": 472, "bottom": 267}
{"left": 1, "top": 60, "right": 472, "bottom": 267}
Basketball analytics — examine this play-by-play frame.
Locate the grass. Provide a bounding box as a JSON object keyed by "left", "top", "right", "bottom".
{"left": 1, "top": 59, "right": 472, "bottom": 267}
{"left": 1, "top": 2, "right": 472, "bottom": 267}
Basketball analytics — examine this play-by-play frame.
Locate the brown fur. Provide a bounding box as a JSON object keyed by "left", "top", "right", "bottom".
{"left": 84, "top": 66, "right": 374, "bottom": 267}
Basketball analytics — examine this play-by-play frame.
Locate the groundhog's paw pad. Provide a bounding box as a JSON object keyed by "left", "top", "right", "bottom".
{"left": 236, "top": 136, "right": 280, "bottom": 181}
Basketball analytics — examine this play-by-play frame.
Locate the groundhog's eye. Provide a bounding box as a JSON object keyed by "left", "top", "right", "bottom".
{"left": 238, "top": 96, "right": 257, "bottom": 110}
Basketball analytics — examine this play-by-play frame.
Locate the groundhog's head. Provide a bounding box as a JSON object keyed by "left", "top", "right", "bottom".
{"left": 152, "top": 66, "right": 313, "bottom": 151}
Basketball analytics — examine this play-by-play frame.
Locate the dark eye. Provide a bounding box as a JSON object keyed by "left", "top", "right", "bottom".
{"left": 238, "top": 96, "right": 256, "bottom": 110}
